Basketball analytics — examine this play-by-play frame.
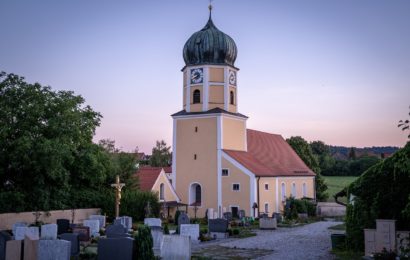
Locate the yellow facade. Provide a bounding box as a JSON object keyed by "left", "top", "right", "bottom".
{"left": 151, "top": 171, "right": 179, "bottom": 202}
{"left": 209, "top": 85, "right": 224, "bottom": 104}
{"left": 222, "top": 116, "right": 246, "bottom": 151}
{"left": 209, "top": 67, "right": 224, "bottom": 82}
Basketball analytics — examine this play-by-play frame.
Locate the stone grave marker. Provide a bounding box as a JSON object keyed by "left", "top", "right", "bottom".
{"left": 83, "top": 220, "right": 100, "bottom": 237}
{"left": 5, "top": 240, "right": 22, "bottom": 260}
{"left": 208, "top": 218, "right": 228, "bottom": 239}
{"left": 180, "top": 224, "right": 199, "bottom": 243}
{"left": 56, "top": 219, "right": 70, "bottom": 235}
{"left": 14, "top": 227, "right": 28, "bottom": 241}
{"left": 259, "top": 217, "right": 277, "bottom": 230}
{"left": 375, "top": 219, "right": 396, "bottom": 252}
{"left": 177, "top": 213, "right": 190, "bottom": 232}
{"left": 12, "top": 222, "right": 27, "bottom": 237}
{"left": 150, "top": 226, "right": 163, "bottom": 256}
{"left": 238, "top": 210, "right": 246, "bottom": 219}
{"left": 144, "top": 218, "right": 161, "bottom": 227}
{"left": 38, "top": 239, "right": 70, "bottom": 260}
{"left": 72, "top": 226, "right": 90, "bottom": 242}
{"left": 40, "top": 224, "right": 57, "bottom": 240}
{"left": 97, "top": 237, "right": 134, "bottom": 260}
{"left": 0, "top": 231, "right": 11, "bottom": 260}
{"left": 113, "top": 219, "right": 124, "bottom": 227}
{"left": 24, "top": 234, "right": 39, "bottom": 260}
{"left": 105, "top": 225, "right": 128, "bottom": 238}
{"left": 207, "top": 208, "right": 214, "bottom": 220}
{"left": 116, "top": 216, "right": 133, "bottom": 230}
{"left": 160, "top": 235, "right": 191, "bottom": 260}
{"left": 60, "top": 233, "right": 79, "bottom": 258}
{"left": 223, "top": 212, "right": 232, "bottom": 221}
{"left": 89, "top": 215, "right": 106, "bottom": 229}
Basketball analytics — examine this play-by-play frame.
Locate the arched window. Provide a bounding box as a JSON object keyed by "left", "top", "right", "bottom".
{"left": 189, "top": 183, "right": 202, "bottom": 206}
{"left": 193, "top": 89, "right": 200, "bottom": 104}
{"left": 230, "top": 91, "right": 235, "bottom": 105}
{"left": 302, "top": 183, "right": 307, "bottom": 197}
{"left": 159, "top": 183, "right": 164, "bottom": 200}
{"left": 281, "top": 183, "right": 286, "bottom": 201}
{"left": 291, "top": 183, "right": 296, "bottom": 197}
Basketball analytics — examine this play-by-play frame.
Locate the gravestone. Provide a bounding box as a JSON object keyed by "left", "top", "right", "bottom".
{"left": 12, "top": 222, "right": 27, "bottom": 237}
{"left": 180, "top": 224, "right": 199, "bottom": 243}
{"left": 60, "top": 233, "right": 79, "bottom": 258}
{"left": 105, "top": 225, "right": 128, "bottom": 238}
{"left": 97, "top": 237, "right": 134, "bottom": 260}
{"left": 89, "top": 215, "right": 106, "bottom": 229}
{"left": 83, "top": 220, "right": 100, "bottom": 237}
{"left": 38, "top": 239, "right": 70, "bottom": 260}
{"left": 238, "top": 210, "right": 246, "bottom": 219}
{"left": 259, "top": 217, "right": 277, "bottom": 230}
{"left": 0, "top": 231, "right": 11, "bottom": 260}
{"left": 5, "top": 240, "right": 22, "bottom": 260}
{"left": 40, "top": 224, "right": 57, "bottom": 240}
{"left": 144, "top": 218, "right": 161, "bottom": 227}
{"left": 364, "top": 229, "right": 376, "bottom": 256}
{"left": 116, "top": 216, "right": 133, "bottom": 231}
{"left": 160, "top": 235, "right": 191, "bottom": 260}
{"left": 177, "top": 213, "right": 190, "bottom": 232}
{"left": 72, "top": 227, "right": 90, "bottom": 242}
{"left": 272, "top": 212, "right": 283, "bottom": 223}
{"left": 14, "top": 227, "right": 29, "bottom": 241}
{"left": 150, "top": 226, "right": 163, "bottom": 256}
{"left": 375, "top": 219, "right": 396, "bottom": 252}
{"left": 56, "top": 219, "right": 70, "bottom": 235}
{"left": 113, "top": 219, "right": 124, "bottom": 227}
{"left": 24, "top": 234, "right": 39, "bottom": 260}
{"left": 208, "top": 218, "right": 228, "bottom": 239}
{"left": 207, "top": 208, "right": 214, "bottom": 220}
{"left": 223, "top": 212, "right": 232, "bottom": 221}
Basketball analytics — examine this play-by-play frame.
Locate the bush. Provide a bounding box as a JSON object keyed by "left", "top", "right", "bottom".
{"left": 200, "top": 228, "right": 208, "bottom": 234}
{"left": 134, "top": 225, "right": 154, "bottom": 260}
{"left": 285, "top": 197, "right": 316, "bottom": 219}
{"left": 163, "top": 223, "right": 169, "bottom": 235}
{"left": 232, "top": 228, "right": 240, "bottom": 235}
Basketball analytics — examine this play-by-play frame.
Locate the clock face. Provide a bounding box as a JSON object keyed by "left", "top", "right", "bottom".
{"left": 190, "top": 68, "right": 203, "bottom": 84}
{"left": 229, "top": 70, "right": 236, "bottom": 85}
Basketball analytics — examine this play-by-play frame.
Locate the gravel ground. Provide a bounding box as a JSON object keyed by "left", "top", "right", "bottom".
{"left": 193, "top": 220, "right": 343, "bottom": 260}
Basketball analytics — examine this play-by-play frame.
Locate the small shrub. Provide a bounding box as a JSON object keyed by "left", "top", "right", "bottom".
{"left": 232, "top": 228, "right": 240, "bottom": 235}
{"left": 227, "top": 228, "right": 233, "bottom": 236}
{"left": 134, "top": 225, "right": 154, "bottom": 260}
{"left": 163, "top": 223, "right": 170, "bottom": 235}
{"left": 200, "top": 228, "right": 208, "bottom": 234}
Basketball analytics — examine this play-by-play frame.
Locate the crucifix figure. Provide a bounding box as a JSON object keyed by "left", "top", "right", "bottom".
{"left": 111, "top": 175, "right": 125, "bottom": 218}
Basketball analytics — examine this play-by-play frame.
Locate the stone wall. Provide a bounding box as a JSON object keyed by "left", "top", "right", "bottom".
{"left": 316, "top": 202, "right": 346, "bottom": 217}
{"left": 0, "top": 208, "right": 100, "bottom": 230}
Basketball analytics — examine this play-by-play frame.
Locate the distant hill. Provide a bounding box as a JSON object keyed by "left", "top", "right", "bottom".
{"left": 329, "top": 146, "right": 400, "bottom": 160}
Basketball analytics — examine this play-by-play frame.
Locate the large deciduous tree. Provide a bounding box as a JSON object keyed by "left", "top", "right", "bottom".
{"left": 286, "top": 136, "right": 328, "bottom": 201}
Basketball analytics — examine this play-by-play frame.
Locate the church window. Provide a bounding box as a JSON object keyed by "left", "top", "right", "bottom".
{"left": 190, "top": 183, "right": 202, "bottom": 206}
{"left": 194, "top": 154, "right": 197, "bottom": 160}
{"left": 264, "top": 203, "right": 269, "bottom": 213}
{"left": 232, "top": 183, "right": 240, "bottom": 191}
{"left": 302, "top": 183, "right": 307, "bottom": 197}
{"left": 222, "top": 169, "right": 229, "bottom": 176}
{"left": 230, "top": 91, "right": 235, "bottom": 105}
{"left": 159, "top": 183, "right": 164, "bottom": 200}
{"left": 281, "top": 183, "right": 286, "bottom": 201}
{"left": 265, "top": 184, "right": 269, "bottom": 190}
{"left": 193, "top": 89, "right": 200, "bottom": 104}
{"left": 195, "top": 126, "right": 198, "bottom": 132}
{"left": 291, "top": 183, "right": 296, "bottom": 197}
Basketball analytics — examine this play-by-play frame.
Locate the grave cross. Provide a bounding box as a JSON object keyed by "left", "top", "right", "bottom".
{"left": 111, "top": 175, "right": 125, "bottom": 218}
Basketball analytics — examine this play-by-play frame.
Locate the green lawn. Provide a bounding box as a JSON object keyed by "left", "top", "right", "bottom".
{"left": 323, "top": 176, "right": 358, "bottom": 203}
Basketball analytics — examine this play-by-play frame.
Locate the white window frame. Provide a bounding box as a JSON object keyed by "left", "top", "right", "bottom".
{"left": 159, "top": 183, "right": 165, "bottom": 200}
{"left": 291, "top": 182, "right": 296, "bottom": 197}
{"left": 222, "top": 168, "right": 229, "bottom": 177}
{"left": 302, "top": 183, "right": 307, "bottom": 197}
{"left": 232, "top": 183, "right": 240, "bottom": 191}
{"left": 281, "top": 182, "right": 286, "bottom": 201}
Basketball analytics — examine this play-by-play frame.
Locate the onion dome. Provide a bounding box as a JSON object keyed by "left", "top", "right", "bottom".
{"left": 183, "top": 8, "right": 238, "bottom": 67}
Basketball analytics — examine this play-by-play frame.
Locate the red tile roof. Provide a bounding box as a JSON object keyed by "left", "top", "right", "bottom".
{"left": 135, "top": 166, "right": 164, "bottom": 191}
{"left": 223, "top": 129, "right": 315, "bottom": 177}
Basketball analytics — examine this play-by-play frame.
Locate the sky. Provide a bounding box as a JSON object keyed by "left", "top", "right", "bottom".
{"left": 1, "top": 0, "right": 409, "bottom": 153}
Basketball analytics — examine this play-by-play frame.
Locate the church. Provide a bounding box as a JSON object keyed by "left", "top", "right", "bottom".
{"left": 167, "top": 8, "right": 316, "bottom": 219}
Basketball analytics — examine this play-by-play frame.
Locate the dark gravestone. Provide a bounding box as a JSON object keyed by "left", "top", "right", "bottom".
{"left": 208, "top": 219, "right": 228, "bottom": 233}
{"left": 113, "top": 219, "right": 125, "bottom": 228}
{"left": 105, "top": 225, "right": 129, "bottom": 238}
{"left": 259, "top": 213, "right": 268, "bottom": 218}
{"left": 72, "top": 226, "right": 90, "bottom": 242}
{"left": 56, "top": 219, "right": 70, "bottom": 235}
{"left": 60, "top": 233, "right": 80, "bottom": 257}
{"left": 177, "top": 213, "right": 190, "bottom": 233}
{"left": 97, "top": 237, "right": 134, "bottom": 260}
{"left": 238, "top": 210, "right": 246, "bottom": 219}
{"left": 0, "top": 231, "right": 11, "bottom": 260}
{"left": 223, "top": 212, "right": 232, "bottom": 221}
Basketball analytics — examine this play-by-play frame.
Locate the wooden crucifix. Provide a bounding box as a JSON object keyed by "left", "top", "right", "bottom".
{"left": 111, "top": 175, "right": 125, "bottom": 218}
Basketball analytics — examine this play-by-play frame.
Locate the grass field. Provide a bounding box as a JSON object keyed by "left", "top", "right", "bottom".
{"left": 323, "top": 176, "right": 358, "bottom": 202}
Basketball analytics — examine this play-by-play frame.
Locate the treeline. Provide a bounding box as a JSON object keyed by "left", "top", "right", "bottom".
{"left": 329, "top": 146, "right": 399, "bottom": 160}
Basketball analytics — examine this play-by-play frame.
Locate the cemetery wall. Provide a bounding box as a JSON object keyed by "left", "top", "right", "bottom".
{"left": 0, "top": 208, "right": 100, "bottom": 230}
{"left": 317, "top": 202, "right": 346, "bottom": 217}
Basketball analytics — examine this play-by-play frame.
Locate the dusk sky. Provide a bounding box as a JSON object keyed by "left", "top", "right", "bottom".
{"left": 1, "top": 0, "right": 409, "bottom": 153}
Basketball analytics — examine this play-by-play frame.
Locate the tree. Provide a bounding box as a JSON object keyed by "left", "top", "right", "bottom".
{"left": 149, "top": 140, "right": 171, "bottom": 167}
{"left": 398, "top": 106, "right": 410, "bottom": 139}
{"left": 348, "top": 147, "right": 356, "bottom": 160}
{"left": 286, "top": 136, "right": 328, "bottom": 201}
{"left": 310, "top": 140, "right": 335, "bottom": 174}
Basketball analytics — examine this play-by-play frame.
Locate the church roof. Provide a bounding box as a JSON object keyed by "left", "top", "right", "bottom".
{"left": 135, "top": 166, "right": 169, "bottom": 191}
{"left": 223, "top": 129, "right": 316, "bottom": 177}
{"left": 171, "top": 107, "right": 248, "bottom": 119}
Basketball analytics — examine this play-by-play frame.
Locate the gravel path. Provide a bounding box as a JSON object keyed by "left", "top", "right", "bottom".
{"left": 193, "top": 220, "right": 342, "bottom": 260}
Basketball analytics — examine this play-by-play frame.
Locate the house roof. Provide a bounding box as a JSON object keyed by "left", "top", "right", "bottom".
{"left": 135, "top": 166, "right": 164, "bottom": 191}
{"left": 223, "top": 129, "right": 315, "bottom": 177}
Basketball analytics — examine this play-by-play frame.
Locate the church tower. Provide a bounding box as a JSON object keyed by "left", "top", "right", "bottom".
{"left": 171, "top": 6, "right": 249, "bottom": 218}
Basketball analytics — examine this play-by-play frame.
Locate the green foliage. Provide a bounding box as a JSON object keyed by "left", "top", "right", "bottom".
{"left": 284, "top": 197, "right": 316, "bottom": 219}
{"left": 163, "top": 223, "right": 170, "bottom": 234}
{"left": 134, "top": 225, "right": 154, "bottom": 260}
{"left": 115, "top": 190, "right": 160, "bottom": 221}
{"left": 149, "top": 140, "right": 171, "bottom": 167}
{"left": 348, "top": 147, "right": 357, "bottom": 160}
{"left": 323, "top": 156, "right": 381, "bottom": 177}
{"left": 345, "top": 142, "right": 410, "bottom": 252}
{"left": 287, "top": 136, "right": 328, "bottom": 201}
{"left": 398, "top": 106, "right": 410, "bottom": 139}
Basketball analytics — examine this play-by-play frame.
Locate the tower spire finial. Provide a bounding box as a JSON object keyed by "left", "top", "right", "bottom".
{"left": 208, "top": 0, "right": 213, "bottom": 19}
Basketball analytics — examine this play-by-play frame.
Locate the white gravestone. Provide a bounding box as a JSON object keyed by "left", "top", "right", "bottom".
{"left": 41, "top": 224, "right": 57, "bottom": 240}
{"left": 259, "top": 218, "right": 277, "bottom": 230}
{"left": 144, "top": 218, "right": 161, "bottom": 227}
{"left": 160, "top": 235, "right": 191, "bottom": 260}
{"left": 180, "top": 224, "right": 200, "bottom": 243}
{"left": 207, "top": 208, "right": 214, "bottom": 220}
{"left": 150, "top": 226, "right": 163, "bottom": 256}
{"left": 12, "top": 222, "right": 27, "bottom": 237}
{"left": 14, "top": 227, "right": 29, "bottom": 240}
{"left": 38, "top": 239, "right": 71, "bottom": 260}
{"left": 89, "top": 215, "right": 106, "bottom": 229}
{"left": 84, "top": 220, "right": 100, "bottom": 237}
